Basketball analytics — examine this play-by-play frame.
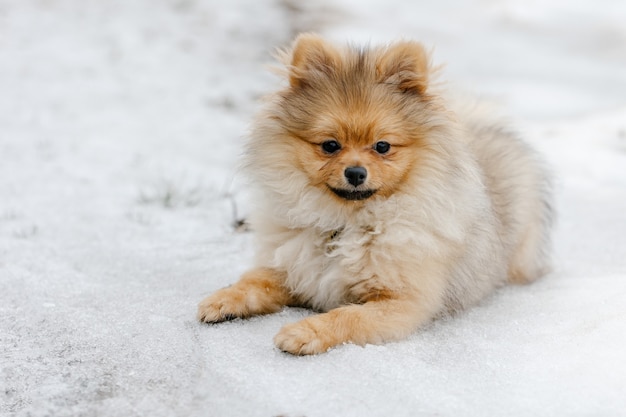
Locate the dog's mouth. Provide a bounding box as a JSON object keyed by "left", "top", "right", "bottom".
{"left": 328, "top": 187, "right": 377, "bottom": 201}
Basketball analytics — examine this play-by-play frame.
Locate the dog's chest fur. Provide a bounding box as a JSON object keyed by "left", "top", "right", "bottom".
{"left": 275, "top": 223, "right": 380, "bottom": 311}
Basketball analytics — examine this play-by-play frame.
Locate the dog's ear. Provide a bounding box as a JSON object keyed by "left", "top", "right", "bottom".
{"left": 287, "top": 33, "right": 340, "bottom": 88}
{"left": 376, "top": 41, "right": 430, "bottom": 94}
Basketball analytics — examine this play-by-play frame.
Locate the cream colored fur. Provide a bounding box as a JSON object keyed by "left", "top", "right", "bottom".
{"left": 197, "top": 35, "right": 553, "bottom": 355}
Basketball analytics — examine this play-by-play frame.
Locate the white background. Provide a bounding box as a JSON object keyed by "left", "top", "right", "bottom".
{"left": 1, "top": 0, "right": 625, "bottom": 416}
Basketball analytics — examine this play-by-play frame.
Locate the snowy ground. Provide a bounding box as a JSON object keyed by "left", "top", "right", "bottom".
{"left": 1, "top": 0, "right": 625, "bottom": 416}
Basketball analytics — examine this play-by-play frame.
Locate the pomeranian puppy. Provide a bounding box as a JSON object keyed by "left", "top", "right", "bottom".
{"left": 198, "top": 34, "right": 553, "bottom": 355}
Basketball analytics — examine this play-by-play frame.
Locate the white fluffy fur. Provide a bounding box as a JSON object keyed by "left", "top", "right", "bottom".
{"left": 245, "top": 93, "right": 551, "bottom": 315}
{"left": 198, "top": 36, "right": 553, "bottom": 354}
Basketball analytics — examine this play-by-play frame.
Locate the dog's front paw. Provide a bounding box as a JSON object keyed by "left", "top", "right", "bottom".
{"left": 274, "top": 317, "right": 337, "bottom": 355}
{"left": 197, "top": 289, "right": 246, "bottom": 323}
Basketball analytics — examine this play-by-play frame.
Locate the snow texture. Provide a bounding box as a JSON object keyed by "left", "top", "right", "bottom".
{"left": 1, "top": 0, "right": 625, "bottom": 416}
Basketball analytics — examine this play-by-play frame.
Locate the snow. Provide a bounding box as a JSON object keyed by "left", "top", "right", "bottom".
{"left": 1, "top": 0, "right": 625, "bottom": 416}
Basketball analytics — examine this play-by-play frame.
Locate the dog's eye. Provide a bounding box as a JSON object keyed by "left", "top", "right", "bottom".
{"left": 321, "top": 140, "right": 341, "bottom": 154}
{"left": 374, "top": 141, "right": 391, "bottom": 154}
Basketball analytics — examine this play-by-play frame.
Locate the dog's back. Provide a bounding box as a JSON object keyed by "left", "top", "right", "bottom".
{"left": 453, "top": 98, "right": 554, "bottom": 284}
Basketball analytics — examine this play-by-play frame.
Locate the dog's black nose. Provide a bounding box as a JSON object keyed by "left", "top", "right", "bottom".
{"left": 344, "top": 166, "right": 367, "bottom": 187}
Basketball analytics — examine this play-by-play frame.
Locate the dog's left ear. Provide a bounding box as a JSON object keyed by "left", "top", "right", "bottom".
{"left": 287, "top": 33, "right": 341, "bottom": 88}
{"left": 376, "top": 41, "right": 430, "bottom": 94}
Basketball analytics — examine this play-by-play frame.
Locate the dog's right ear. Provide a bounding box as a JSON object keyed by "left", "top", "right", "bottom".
{"left": 376, "top": 41, "right": 430, "bottom": 95}
{"left": 287, "top": 33, "right": 340, "bottom": 88}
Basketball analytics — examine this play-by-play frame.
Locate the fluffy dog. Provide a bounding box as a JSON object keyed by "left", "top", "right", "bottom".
{"left": 198, "top": 34, "right": 553, "bottom": 355}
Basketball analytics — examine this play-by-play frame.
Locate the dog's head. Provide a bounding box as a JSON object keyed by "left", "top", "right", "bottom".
{"left": 257, "top": 34, "right": 446, "bottom": 206}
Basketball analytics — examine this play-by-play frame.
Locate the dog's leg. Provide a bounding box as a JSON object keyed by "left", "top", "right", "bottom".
{"left": 197, "top": 267, "right": 292, "bottom": 323}
{"left": 508, "top": 216, "right": 553, "bottom": 284}
{"left": 273, "top": 292, "right": 439, "bottom": 355}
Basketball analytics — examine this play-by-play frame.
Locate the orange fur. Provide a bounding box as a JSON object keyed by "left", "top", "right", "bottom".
{"left": 197, "top": 268, "right": 293, "bottom": 322}
{"left": 197, "top": 34, "right": 553, "bottom": 355}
